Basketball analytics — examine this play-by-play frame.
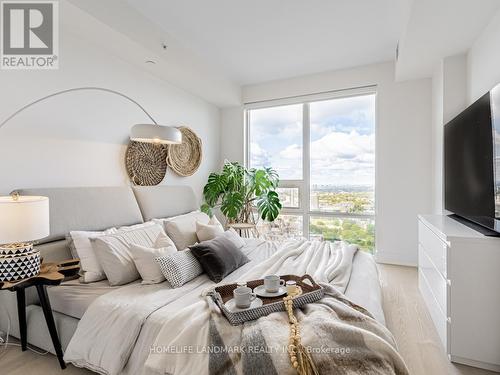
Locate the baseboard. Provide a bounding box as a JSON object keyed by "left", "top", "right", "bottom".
{"left": 374, "top": 251, "right": 417, "bottom": 267}
{"left": 450, "top": 355, "right": 500, "bottom": 373}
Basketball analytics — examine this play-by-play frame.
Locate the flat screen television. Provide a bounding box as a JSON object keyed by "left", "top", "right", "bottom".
{"left": 444, "top": 84, "right": 500, "bottom": 235}
{"left": 444, "top": 85, "right": 500, "bottom": 236}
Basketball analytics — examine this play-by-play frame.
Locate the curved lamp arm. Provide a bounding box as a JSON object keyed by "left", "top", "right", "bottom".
{"left": 0, "top": 86, "right": 158, "bottom": 129}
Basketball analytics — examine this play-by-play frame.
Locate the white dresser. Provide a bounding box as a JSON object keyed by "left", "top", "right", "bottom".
{"left": 418, "top": 214, "right": 500, "bottom": 372}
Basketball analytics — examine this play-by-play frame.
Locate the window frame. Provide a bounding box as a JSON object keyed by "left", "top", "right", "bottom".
{"left": 245, "top": 86, "right": 378, "bottom": 251}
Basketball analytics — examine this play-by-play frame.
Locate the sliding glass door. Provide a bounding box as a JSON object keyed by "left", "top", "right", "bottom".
{"left": 246, "top": 89, "right": 376, "bottom": 252}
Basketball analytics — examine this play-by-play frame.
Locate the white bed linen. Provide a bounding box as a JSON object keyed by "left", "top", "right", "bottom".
{"left": 64, "top": 239, "right": 364, "bottom": 375}
{"left": 344, "top": 250, "right": 385, "bottom": 325}
{"left": 47, "top": 279, "right": 123, "bottom": 319}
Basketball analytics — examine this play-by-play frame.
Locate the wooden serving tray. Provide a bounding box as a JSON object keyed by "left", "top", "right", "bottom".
{"left": 211, "top": 274, "right": 324, "bottom": 325}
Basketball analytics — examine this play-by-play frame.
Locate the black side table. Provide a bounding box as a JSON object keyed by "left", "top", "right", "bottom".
{"left": 0, "top": 260, "right": 80, "bottom": 370}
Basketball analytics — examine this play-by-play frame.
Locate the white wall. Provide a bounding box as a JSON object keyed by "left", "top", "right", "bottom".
{"left": 467, "top": 7, "right": 500, "bottom": 104}
{"left": 0, "top": 6, "right": 220, "bottom": 201}
{"left": 430, "top": 54, "right": 467, "bottom": 214}
{"left": 221, "top": 62, "right": 433, "bottom": 266}
{"left": 220, "top": 107, "right": 244, "bottom": 165}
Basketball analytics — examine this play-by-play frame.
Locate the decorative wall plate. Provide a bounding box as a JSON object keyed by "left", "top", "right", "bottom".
{"left": 167, "top": 126, "right": 202, "bottom": 177}
{"left": 125, "top": 140, "right": 168, "bottom": 186}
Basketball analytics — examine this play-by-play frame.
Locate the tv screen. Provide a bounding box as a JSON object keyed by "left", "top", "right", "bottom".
{"left": 444, "top": 87, "right": 500, "bottom": 235}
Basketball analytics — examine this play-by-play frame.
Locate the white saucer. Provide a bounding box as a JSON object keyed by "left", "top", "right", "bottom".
{"left": 253, "top": 285, "right": 287, "bottom": 298}
{"left": 224, "top": 298, "right": 263, "bottom": 312}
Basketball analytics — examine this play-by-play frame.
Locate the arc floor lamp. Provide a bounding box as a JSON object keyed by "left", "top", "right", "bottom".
{"left": 0, "top": 86, "right": 183, "bottom": 145}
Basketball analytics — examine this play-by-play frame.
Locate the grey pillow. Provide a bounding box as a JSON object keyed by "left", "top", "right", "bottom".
{"left": 189, "top": 232, "right": 249, "bottom": 283}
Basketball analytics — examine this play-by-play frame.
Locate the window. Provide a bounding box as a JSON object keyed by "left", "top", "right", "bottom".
{"left": 247, "top": 104, "right": 302, "bottom": 180}
{"left": 247, "top": 89, "right": 376, "bottom": 253}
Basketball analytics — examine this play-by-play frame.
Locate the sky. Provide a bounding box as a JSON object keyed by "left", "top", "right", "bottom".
{"left": 249, "top": 94, "right": 376, "bottom": 186}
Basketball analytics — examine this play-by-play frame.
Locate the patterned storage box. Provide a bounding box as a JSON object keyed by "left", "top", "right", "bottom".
{"left": 210, "top": 274, "right": 324, "bottom": 325}
{"left": 0, "top": 244, "right": 41, "bottom": 282}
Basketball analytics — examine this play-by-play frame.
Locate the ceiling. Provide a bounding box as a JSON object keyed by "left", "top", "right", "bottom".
{"left": 69, "top": 0, "right": 500, "bottom": 106}
{"left": 125, "top": 0, "right": 413, "bottom": 85}
{"left": 396, "top": 0, "right": 500, "bottom": 81}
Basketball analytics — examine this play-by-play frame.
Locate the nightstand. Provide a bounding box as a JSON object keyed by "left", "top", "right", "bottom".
{"left": 0, "top": 259, "right": 80, "bottom": 370}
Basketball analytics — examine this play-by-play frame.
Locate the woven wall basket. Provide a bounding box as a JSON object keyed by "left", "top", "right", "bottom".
{"left": 125, "top": 140, "right": 168, "bottom": 186}
{"left": 167, "top": 126, "right": 202, "bottom": 177}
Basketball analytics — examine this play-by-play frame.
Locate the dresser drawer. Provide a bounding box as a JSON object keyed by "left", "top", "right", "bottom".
{"left": 418, "top": 220, "right": 447, "bottom": 277}
{"left": 419, "top": 269, "right": 448, "bottom": 350}
{"left": 419, "top": 245, "right": 448, "bottom": 314}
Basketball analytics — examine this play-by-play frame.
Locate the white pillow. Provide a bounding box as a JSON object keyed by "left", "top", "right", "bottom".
{"left": 155, "top": 211, "right": 210, "bottom": 250}
{"left": 119, "top": 221, "right": 157, "bottom": 231}
{"left": 93, "top": 223, "right": 166, "bottom": 286}
{"left": 196, "top": 216, "right": 224, "bottom": 242}
{"left": 67, "top": 228, "right": 117, "bottom": 283}
{"left": 224, "top": 228, "right": 246, "bottom": 249}
{"left": 131, "top": 242, "right": 176, "bottom": 284}
{"left": 156, "top": 249, "right": 203, "bottom": 288}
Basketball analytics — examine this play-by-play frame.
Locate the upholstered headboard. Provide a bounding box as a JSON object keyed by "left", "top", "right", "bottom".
{"left": 13, "top": 185, "right": 198, "bottom": 261}
{"left": 15, "top": 186, "right": 144, "bottom": 243}
{"left": 132, "top": 185, "right": 197, "bottom": 221}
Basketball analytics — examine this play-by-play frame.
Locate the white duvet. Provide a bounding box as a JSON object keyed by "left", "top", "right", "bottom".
{"left": 64, "top": 239, "right": 358, "bottom": 375}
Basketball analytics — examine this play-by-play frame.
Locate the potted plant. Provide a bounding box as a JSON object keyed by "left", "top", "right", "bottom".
{"left": 201, "top": 161, "right": 282, "bottom": 224}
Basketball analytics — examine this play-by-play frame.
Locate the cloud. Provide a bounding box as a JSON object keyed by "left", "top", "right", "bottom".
{"left": 250, "top": 142, "right": 271, "bottom": 168}
{"left": 310, "top": 94, "right": 375, "bottom": 137}
{"left": 248, "top": 94, "right": 376, "bottom": 184}
{"left": 277, "top": 130, "right": 375, "bottom": 184}
{"left": 249, "top": 104, "right": 302, "bottom": 142}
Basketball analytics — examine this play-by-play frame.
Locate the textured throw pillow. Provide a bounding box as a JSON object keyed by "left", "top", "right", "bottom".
{"left": 196, "top": 216, "right": 224, "bottom": 242}
{"left": 189, "top": 231, "right": 250, "bottom": 283}
{"left": 67, "top": 228, "right": 117, "bottom": 283}
{"left": 93, "top": 223, "right": 165, "bottom": 286}
{"left": 155, "top": 211, "right": 210, "bottom": 250}
{"left": 156, "top": 249, "right": 203, "bottom": 288}
{"left": 131, "top": 242, "right": 176, "bottom": 284}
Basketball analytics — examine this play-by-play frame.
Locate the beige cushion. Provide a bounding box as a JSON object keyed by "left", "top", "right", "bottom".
{"left": 67, "top": 228, "right": 117, "bottom": 283}
{"left": 131, "top": 235, "right": 176, "bottom": 284}
{"left": 155, "top": 211, "right": 210, "bottom": 250}
{"left": 93, "top": 224, "right": 165, "bottom": 285}
{"left": 196, "top": 216, "right": 224, "bottom": 242}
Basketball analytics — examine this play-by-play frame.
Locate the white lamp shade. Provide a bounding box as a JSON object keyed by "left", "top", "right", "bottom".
{"left": 0, "top": 196, "right": 50, "bottom": 244}
{"left": 130, "top": 124, "right": 182, "bottom": 145}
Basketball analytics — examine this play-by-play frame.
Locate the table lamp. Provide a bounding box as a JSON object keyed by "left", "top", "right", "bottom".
{"left": 0, "top": 194, "right": 49, "bottom": 282}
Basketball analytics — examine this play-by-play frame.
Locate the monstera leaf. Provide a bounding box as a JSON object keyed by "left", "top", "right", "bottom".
{"left": 222, "top": 162, "right": 244, "bottom": 191}
{"left": 263, "top": 167, "right": 280, "bottom": 189}
{"left": 221, "top": 191, "right": 244, "bottom": 220}
{"left": 256, "top": 191, "right": 282, "bottom": 222}
{"left": 203, "top": 172, "right": 227, "bottom": 206}
{"left": 252, "top": 169, "right": 273, "bottom": 196}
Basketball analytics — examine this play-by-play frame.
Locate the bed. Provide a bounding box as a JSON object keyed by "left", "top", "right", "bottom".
{"left": 0, "top": 185, "right": 401, "bottom": 375}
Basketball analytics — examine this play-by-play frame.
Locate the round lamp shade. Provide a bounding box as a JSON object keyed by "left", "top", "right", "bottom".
{"left": 130, "top": 124, "right": 182, "bottom": 145}
{"left": 0, "top": 196, "right": 49, "bottom": 244}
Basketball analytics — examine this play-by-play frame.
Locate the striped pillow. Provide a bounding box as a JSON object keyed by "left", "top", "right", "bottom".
{"left": 93, "top": 223, "right": 166, "bottom": 285}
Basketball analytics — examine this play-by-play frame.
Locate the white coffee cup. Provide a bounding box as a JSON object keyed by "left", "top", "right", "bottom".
{"left": 264, "top": 275, "right": 286, "bottom": 293}
{"left": 233, "top": 286, "right": 256, "bottom": 308}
